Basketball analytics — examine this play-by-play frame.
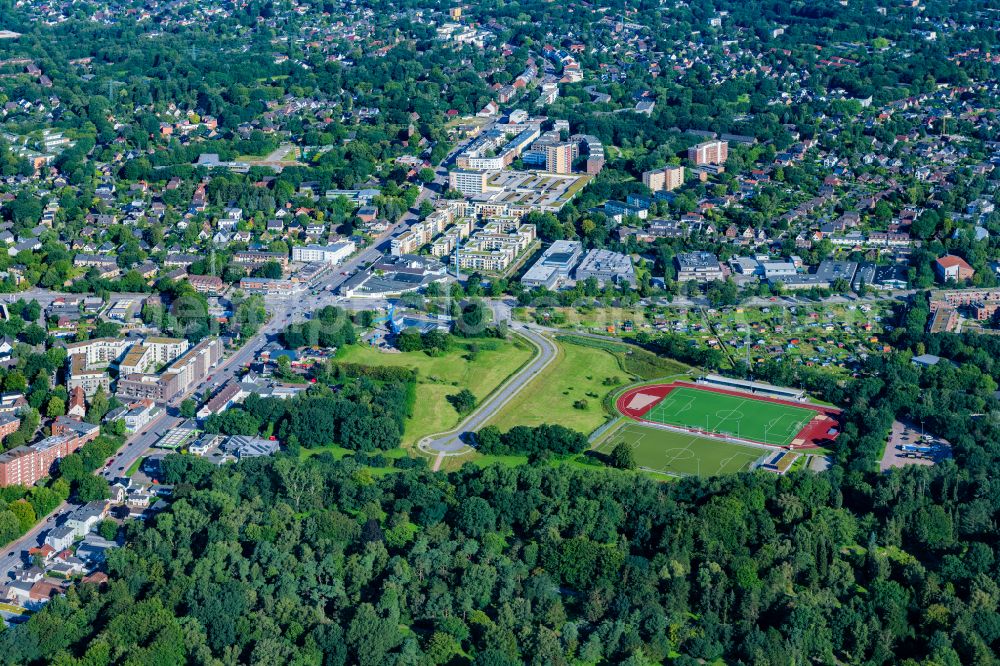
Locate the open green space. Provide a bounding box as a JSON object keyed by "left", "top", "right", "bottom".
{"left": 489, "top": 337, "right": 629, "bottom": 434}
{"left": 641, "top": 386, "right": 817, "bottom": 446}
{"left": 555, "top": 335, "right": 690, "bottom": 379}
{"left": 595, "top": 422, "right": 767, "bottom": 477}
{"left": 337, "top": 337, "right": 535, "bottom": 445}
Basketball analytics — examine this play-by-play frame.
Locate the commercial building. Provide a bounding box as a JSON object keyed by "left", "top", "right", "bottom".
{"left": 642, "top": 166, "right": 685, "bottom": 192}
{"left": 0, "top": 421, "right": 100, "bottom": 487}
{"left": 521, "top": 240, "right": 584, "bottom": 289}
{"left": 448, "top": 169, "right": 491, "bottom": 197}
{"left": 575, "top": 249, "right": 636, "bottom": 287}
{"left": 760, "top": 261, "right": 797, "bottom": 280}
{"left": 291, "top": 240, "right": 356, "bottom": 265}
{"left": 770, "top": 260, "right": 858, "bottom": 290}
{"left": 676, "top": 252, "right": 725, "bottom": 283}
{"left": 687, "top": 140, "right": 728, "bottom": 166}
{"left": 239, "top": 277, "right": 304, "bottom": 295}
{"left": 341, "top": 255, "right": 449, "bottom": 298}
{"left": 221, "top": 435, "right": 280, "bottom": 460}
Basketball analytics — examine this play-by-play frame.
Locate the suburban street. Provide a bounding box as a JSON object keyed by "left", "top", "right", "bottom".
{"left": 0, "top": 407, "right": 174, "bottom": 580}
{"left": 0, "top": 137, "right": 475, "bottom": 579}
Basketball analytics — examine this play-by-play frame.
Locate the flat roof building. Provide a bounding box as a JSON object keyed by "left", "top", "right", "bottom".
{"left": 575, "top": 249, "right": 636, "bottom": 287}
{"left": 521, "top": 240, "right": 584, "bottom": 289}
{"left": 291, "top": 240, "right": 355, "bottom": 265}
{"left": 449, "top": 169, "right": 491, "bottom": 197}
{"left": 687, "top": 140, "right": 728, "bottom": 166}
{"left": 676, "top": 252, "right": 724, "bottom": 283}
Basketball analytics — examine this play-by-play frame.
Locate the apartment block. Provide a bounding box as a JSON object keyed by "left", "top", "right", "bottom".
{"left": 118, "top": 344, "right": 155, "bottom": 377}
{"left": 449, "top": 169, "right": 491, "bottom": 197}
{"left": 544, "top": 142, "right": 574, "bottom": 174}
{"left": 455, "top": 222, "right": 536, "bottom": 272}
{"left": 0, "top": 420, "right": 99, "bottom": 487}
{"left": 65, "top": 338, "right": 130, "bottom": 367}
{"left": 390, "top": 205, "right": 463, "bottom": 256}
{"left": 233, "top": 251, "right": 288, "bottom": 267}
{"left": 117, "top": 338, "right": 222, "bottom": 403}
{"left": 144, "top": 337, "right": 189, "bottom": 365}
{"left": 687, "top": 140, "right": 728, "bottom": 165}
{"left": 0, "top": 413, "right": 20, "bottom": 442}
{"left": 66, "top": 355, "right": 111, "bottom": 397}
{"left": 642, "top": 165, "right": 685, "bottom": 192}
{"left": 187, "top": 275, "right": 225, "bottom": 294}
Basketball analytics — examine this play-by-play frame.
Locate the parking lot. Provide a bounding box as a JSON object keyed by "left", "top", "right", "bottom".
{"left": 881, "top": 419, "right": 953, "bottom": 472}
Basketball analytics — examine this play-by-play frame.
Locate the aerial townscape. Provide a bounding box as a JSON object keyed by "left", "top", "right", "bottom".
{"left": 0, "top": 0, "right": 994, "bottom": 663}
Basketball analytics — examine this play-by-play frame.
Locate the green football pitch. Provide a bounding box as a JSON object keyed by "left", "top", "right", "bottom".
{"left": 596, "top": 422, "right": 766, "bottom": 477}
{"left": 640, "top": 387, "right": 817, "bottom": 447}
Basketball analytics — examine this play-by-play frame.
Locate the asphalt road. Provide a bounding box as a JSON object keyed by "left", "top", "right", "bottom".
{"left": 0, "top": 407, "right": 177, "bottom": 580}
{"left": 421, "top": 323, "right": 558, "bottom": 453}
{"left": 0, "top": 134, "right": 487, "bottom": 580}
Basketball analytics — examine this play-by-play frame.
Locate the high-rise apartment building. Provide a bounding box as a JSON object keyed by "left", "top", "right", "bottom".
{"left": 642, "top": 165, "right": 685, "bottom": 192}
{"left": 687, "top": 140, "right": 728, "bottom": 165}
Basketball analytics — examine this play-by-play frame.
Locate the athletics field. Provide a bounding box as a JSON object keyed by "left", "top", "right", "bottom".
{"left": 616, "top": 382, "right": 840, "bottom": 448}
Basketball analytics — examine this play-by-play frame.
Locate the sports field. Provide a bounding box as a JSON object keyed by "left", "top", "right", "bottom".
{"left": 596, "top": 422, "right": 765, "bottom": 477}
{"left": 624, "top": 385, "right": 819, "bottom": 447}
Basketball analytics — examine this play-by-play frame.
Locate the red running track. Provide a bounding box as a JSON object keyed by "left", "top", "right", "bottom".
{"left": 615, "top": 381, "right": 841, "bottom": 450}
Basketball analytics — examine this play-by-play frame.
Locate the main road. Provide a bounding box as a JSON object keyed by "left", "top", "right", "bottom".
{"left": 0, "top": 129, "right": 490, "bottom": 575}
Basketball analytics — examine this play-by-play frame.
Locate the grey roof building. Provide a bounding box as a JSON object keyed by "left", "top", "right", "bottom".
{"left": 222, "top": 435, "right": 280, "bottom": 459}
{"left": 521, "top": 240, "right": 583, "bottom": 289}
{"left": 676, "top": 251, "right": 724, "bottom": 283}
{"left": 575, "top": 249, "right": 636, "bottom": 287}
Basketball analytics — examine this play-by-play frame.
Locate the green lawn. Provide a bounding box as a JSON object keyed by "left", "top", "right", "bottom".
{"left": 595, "top": 422, "right": 766, "bottom": 477}
{"left": 642, "top": 387, "right": 817, "bottom": 446}
{"left": 338, "top": 337, "right": 535, "bottom": 445}
{"left": 125, "top": 456, "right": 144, "bottom": 477}
{"left": 489, "top": 338, "right": 629, "bottom": 434}
{"left": 554, "top": 335, "right": 691, "bottom": 380}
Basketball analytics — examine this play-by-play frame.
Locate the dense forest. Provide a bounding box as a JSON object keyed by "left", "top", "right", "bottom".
{"left": 7, "top": 294, "right": 1000, "bottom": 663}
{"left": 1, "top": 444, "right": 995, "bottom": 665}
